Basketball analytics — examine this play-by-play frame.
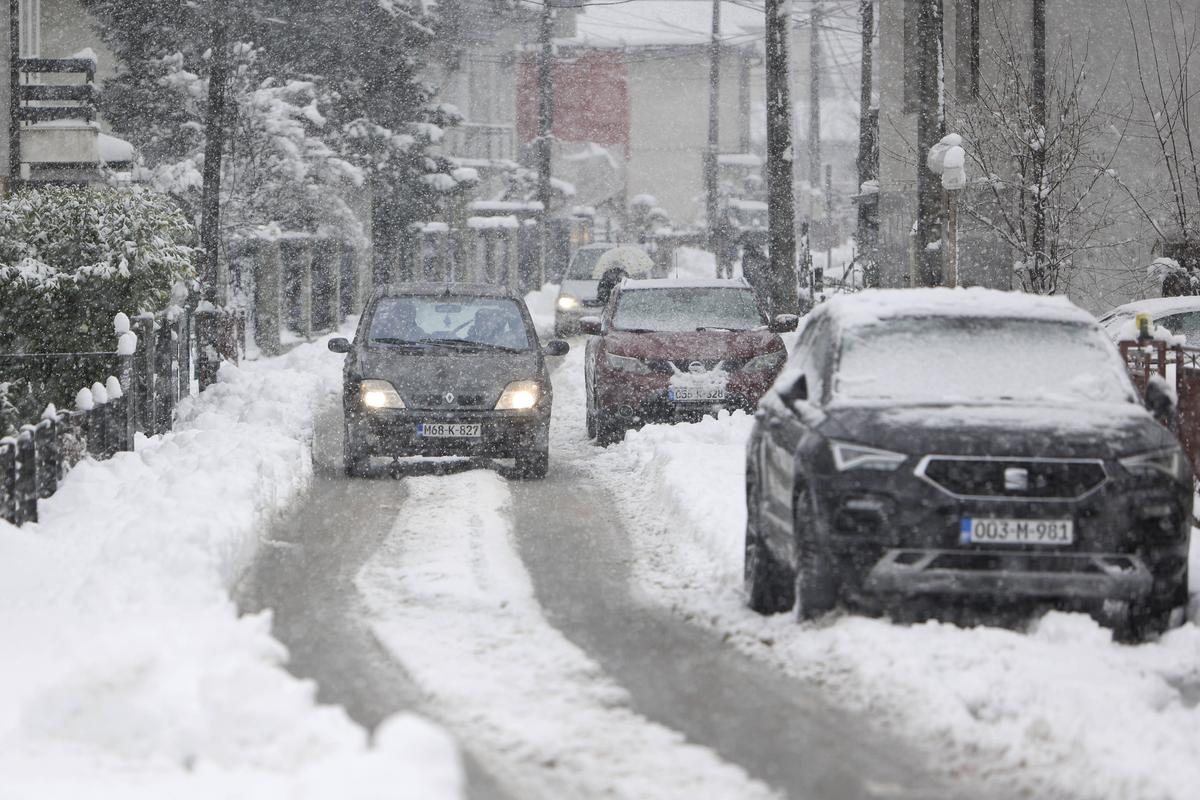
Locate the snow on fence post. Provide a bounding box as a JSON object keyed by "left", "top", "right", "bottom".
{"left": 36, "top": 406, "right": 60, "bottom": 499}
{"left": 14, "top": 427, "right": 38, "bottom": 525}
{"left": 117, "top": 325, "right": 138, "bottom": 452}
{"left": 0, "top": 440, "right": 15, "bottom": 524}
{"left": 133, "top": 314, "right": 157, "bottom": 435}
{"left": 311, "top": 237, "right": 341, "bottom": 333}
{"left": 90, "top": 381, "right": 112, "bottom": 458}
{"left": 154, "top": 320, "right": 175, "bottom": 434}
{"left": 339, "top": 242, "right": 360, "bottom": 317}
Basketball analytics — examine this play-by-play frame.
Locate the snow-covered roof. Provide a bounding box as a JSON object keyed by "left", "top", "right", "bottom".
{"left": 822, "top": 288, "right": 1099, "bottom": 329}
{"left": 1098, "top": 295, "right": 1200, "bottom": 322}
{"left": 621, "top": 277, "right": 752, "bottom": 290}
{"left": 569, "top": 1, "right": 763, "bottom": 49}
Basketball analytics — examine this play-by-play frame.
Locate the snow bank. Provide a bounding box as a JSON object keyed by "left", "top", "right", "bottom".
{"left": 0, "top": 332, "right": 462, "bottom": 798}
{"left": 585, "top": 408, "right": 1200, "bottom": 800}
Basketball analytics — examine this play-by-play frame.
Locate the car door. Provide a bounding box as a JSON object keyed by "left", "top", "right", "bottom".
{"left": 757, "top": 314, "right": 830, "bottom": 563}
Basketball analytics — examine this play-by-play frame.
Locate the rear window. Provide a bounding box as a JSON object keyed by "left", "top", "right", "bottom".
{"left": 834, "top": 317, "right": 1137, "bottom": 405}
{"left": 612, "top": 287, "right": 764, "bottom": 332}
{"left": 368, "top": 296, "right": 531, "bottom": 350}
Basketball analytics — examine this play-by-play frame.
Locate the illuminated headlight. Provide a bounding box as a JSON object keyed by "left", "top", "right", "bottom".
{"left": 360, "top": 379, "right": 405, "bottom": 410}
{"left": 495, "top": 380, "right": 541, "bottom": 410}
{"left": 1120, "top": 448, "right": 1191, "bottom": 482}
{"left": 830, "top": 440, "right": 907, "bottom": 472}
{"left": 557, "top": 295, "right": 580, "bottom": 310}
{"left": 605, "top": 352, "right": 652, "bottom": 374}
{"left": 742, "top": 349, "right": 786, "bottom": 373}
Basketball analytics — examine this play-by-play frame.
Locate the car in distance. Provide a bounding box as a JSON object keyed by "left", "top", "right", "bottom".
{"left": 1097, "top": 296, "right": 1200, "bottom": 343}
{"left": 582, "top": 278, "right": 797, "bottom": 445}
{"left": 554, "top": 243, "right": 652, "bottom": 335}
{"left": 744, "top": 288, "right": 1192, "bottom": 640}
{"left": 328, "top": 283, "right": 570, "bottom": 479}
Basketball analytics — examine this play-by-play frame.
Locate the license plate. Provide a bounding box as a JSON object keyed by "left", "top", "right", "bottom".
{"left": 416, "top": 422, "right": 481, "bottom": 438}
{"left": 960, "top": 517, "right": 1074, "bottom": 545}
{"left": 669, "top": 386, "right": 727, "bottom": 402}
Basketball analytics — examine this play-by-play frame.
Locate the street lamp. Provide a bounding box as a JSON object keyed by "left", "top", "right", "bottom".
{"left": 927, "top": 133, "right": 967, "bottom": 287}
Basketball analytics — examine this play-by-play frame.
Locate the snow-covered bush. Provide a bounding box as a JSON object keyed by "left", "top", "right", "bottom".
{"left": 0, "top": 186, "right": 196, "bottom": 431}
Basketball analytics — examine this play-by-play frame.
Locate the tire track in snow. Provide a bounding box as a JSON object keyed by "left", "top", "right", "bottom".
{"left": 356, "top": 470, "right": 777, "bottom": 800}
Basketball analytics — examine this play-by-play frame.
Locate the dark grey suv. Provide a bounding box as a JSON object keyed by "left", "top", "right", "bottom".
{"left": 328, "top": 283, "right": 569, "bottom": 479}
{"left": 744, "top": 289, "right": 1192, "bottom": 639}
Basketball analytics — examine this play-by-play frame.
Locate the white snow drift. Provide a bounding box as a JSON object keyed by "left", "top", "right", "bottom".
{"left": 0, "top": 332, "right": 462, "bottom": 799}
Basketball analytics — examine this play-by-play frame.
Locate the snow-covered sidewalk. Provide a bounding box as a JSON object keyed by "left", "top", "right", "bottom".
{"left": 568, "top": 347, "right": 1200, "bottom": 800}
{"left": 0, "top": 332, "right": 462, "bottom": 798}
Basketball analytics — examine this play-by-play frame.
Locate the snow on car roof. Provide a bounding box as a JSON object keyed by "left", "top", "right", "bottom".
{"left": 619, "top": 278, "right": 751, "bottom": 290}
{"left": 1098, "top": 295, "right": 1200, "bottom": 321}
{"left": 822, "top": 287, "right": 1098, "bottom": 328}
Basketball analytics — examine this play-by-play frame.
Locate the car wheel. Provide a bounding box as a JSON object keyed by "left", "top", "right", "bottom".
{"left": 343, "top": 423, "right": 370, "bottom": 478}
{"left": 586, "top": 406, "right": 596, "bottom": 439}
{"left": 793, "top": 485, "right": 838, "bottom": 621}
{"left": 745, "top": 469, "right": 796, "bottom": 614}
{"left": 515, "top": 446, "right": 550, "bottom": 480}
{"left": 1119, "top": 574, "right": 1189, "bottom": 642}
{"left": 595, "top": 411, "right": 625, "bottom": 447}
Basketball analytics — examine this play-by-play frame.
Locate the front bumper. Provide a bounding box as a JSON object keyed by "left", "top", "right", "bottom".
{"left": 595, "top": 371, "right": 777, "bottom": 422}
{"left": 353, "top": 408, "right": 548, "bottom": 458}
{"left": 555, "top": 303, "right": 604, "bottom": 333}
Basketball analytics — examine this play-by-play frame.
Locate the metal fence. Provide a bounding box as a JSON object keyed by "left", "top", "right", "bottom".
{"left": 0, "top": 308, "right": 195, "bottom": 526}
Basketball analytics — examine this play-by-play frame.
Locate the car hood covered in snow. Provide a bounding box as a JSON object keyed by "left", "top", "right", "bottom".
{"left": 820, "top": 401, "right": 1175, "bottom": 461}
{"left": 604, "top": 328, "right": 783, "bottom": 363}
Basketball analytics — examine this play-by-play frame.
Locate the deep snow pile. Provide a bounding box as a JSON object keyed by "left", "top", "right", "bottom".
{"left": 580, "top": 400, "right": 1200, "bottom": 800}
{"left": 0, "top": 333, "right": 462, "bottom": 798}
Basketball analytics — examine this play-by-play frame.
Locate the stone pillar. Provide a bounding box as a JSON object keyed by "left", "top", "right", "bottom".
{"left": 253, "top": 240, "right": 282, "bottom": 356}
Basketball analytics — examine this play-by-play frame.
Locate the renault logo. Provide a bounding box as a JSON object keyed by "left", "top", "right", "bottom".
{"left": 687, "top": 361, "right": 706, "bottom": 374}
{"left": 1004, "top": 467, "right": 1029, "bottom": 492}
{"left": 444, "top": 392, "right": 455, "bottom": 404}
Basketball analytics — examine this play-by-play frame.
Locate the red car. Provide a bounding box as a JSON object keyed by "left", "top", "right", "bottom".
{"left": 581, "top": 278, "right": 797, "bottom": 444}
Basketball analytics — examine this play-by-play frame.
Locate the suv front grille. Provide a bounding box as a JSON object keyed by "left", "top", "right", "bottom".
{"left": 916, "top": 456, "right": 1107, "bottom": 501}
{"left": 644, "top": 358, "right": 744, "bottom": 375}
{"left": 408, "top": 393, "right": 488, "bottom": 410}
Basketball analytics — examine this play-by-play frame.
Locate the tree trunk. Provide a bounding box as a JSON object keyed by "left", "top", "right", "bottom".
{"left": 535, "top": 0, "right": 554, "bottom": 288}
{"left": 200, "top": 0, "right": 229, "bottom": 306}
{"left": 914, "top": 0, "right": 945, "bottom": 287}
{"left": 1030, "top": 0, "right": 1048, "bottom": 291}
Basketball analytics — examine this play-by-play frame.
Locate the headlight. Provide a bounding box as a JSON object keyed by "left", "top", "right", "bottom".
{"left": 605, "top": 352, "right": 652, "bottom": 374}
{"left": 830, "top": 440, "right": 907, "bottom": 471}
{"left": 360, "top": 379, "right": 405, "bottom": 410}
{"left": 742, "top": 349, "right": 786, "bottom": 373}
{"left": 557, "top": 295, "right": 580, "bottom": 310}
{"left": 495, "top": 380, "right": 541, "bottom": 410}
{"left": 1120, "top": 448, "right": 1191, "bottom": 482}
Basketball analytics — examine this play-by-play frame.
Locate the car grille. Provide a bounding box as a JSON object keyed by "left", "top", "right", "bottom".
{"left": 408, "top": 393, "right": 489, "bottom": 410}
{"left": 916, "top": 457, "right": 1108, "bottom": 501}
{"left": 644, "top": 358, "right": 743, "bottom": 375}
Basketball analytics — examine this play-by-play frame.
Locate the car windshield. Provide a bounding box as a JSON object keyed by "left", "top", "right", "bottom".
{"left": 834, "top": 317, "right": 1137, "bottom": 405}
{"left": 368, "top": 295, "right": 531, "bottom": 350}
{"left": 565, "top": 248, "right": 610, "bottom": 280}
{"left": 612, "top": 287, "right": 764, "bottom": 332}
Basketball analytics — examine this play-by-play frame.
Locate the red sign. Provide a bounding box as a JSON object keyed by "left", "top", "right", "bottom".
{"left": 517, "top": 50, "right": 629, "bottom": 155}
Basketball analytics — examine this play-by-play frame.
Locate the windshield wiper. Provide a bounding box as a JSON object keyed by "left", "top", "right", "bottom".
{"left": 614, "top": 327, "right": 657, "bottom": 333}
{"left": 696, "top": 326, "right": 742, "bottom": 332}
{"left": 411, "top": 338, "right": 524, "bottom": 353}
{"left": 371, "top": 337, "right": 439, "bottom": 349}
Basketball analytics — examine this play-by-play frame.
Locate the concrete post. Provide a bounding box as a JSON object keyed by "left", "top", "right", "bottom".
{"left": 253, "top": 240, "right": 282, "bottom": 356}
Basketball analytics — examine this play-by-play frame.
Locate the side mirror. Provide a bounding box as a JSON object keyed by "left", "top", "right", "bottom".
{"left": 328, "top": 337, "right": 352, "bottom": 354}
{"left": 780, "top": 373, "right": 808, "bottom": 403}
{"left": 769, "top": 314, "right": 799, "bottom": 333}
{"left": 543, "top": 339, "right": 570, "bottom": 357}
{"left": 579, "top": 316, "right": 603, "bottom": 336}
{"left": 1145, "top": 375, "right": 1177, "bottom": 428}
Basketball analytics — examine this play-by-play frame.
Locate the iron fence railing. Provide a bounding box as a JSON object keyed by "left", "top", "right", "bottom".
{"left": 0, "top": 307, "right": 196, "bottom": 526}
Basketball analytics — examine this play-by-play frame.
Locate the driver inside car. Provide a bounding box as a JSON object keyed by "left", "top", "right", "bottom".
{"left": 369, "top": 299, "right": 427, "bottom": 342}
{"left": 468, "top": 306, "right": 524, "bottom": 348}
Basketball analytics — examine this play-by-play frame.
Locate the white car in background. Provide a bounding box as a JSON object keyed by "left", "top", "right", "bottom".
{"left": 1098, "top": 296, "right": 1200, "bottom": 343}
{"left": 555, "top": 243, "right": 653, "bottom": 335}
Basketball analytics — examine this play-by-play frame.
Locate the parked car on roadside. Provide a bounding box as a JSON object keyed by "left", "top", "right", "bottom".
{"left": 1098, "top": 296, "right": 1200, "bottom": 343}
{"left": 328, "top": 283, "right": 570, "bottom": 479}
{"left": 582, "top": 277, "right": 797, "bottom": 445}
{"left": 555, "top": 243, "right": 652, "bottom": 335}
{"left": 744, "top": 288, "right": 1192, "bottom": 641}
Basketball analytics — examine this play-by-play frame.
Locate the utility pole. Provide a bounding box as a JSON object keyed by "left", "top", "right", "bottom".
{"left": 536, "top": 0, "right": 555, "bottom": 287}
{"left": 913, "top": 0, "right": 944, "bottom": 287}
{"left": 856, "top": 0, "right": 878, "bottom": 286}
{"left": 764, "top": 0, "right": 799, "bottom": 315}
{"left": 808, "top": 0, "right": 822, "bottom": 200}
{"left": 1030, "top": 0, "right": 1047, "bottom": 289}
{"left": 706, "top": 0, "right": 721, "bottom": 276}
{"left": 8, "top": 0, "right": 20, "bottom": 191}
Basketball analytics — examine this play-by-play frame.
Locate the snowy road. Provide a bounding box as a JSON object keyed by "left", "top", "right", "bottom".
{"left": 238, "top": 345, "right": 968, "bottom": 800}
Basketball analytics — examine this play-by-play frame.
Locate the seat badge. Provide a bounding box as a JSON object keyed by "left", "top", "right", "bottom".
{"left": 1004, "top": 467, "right": 1029, "bottom": 492}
